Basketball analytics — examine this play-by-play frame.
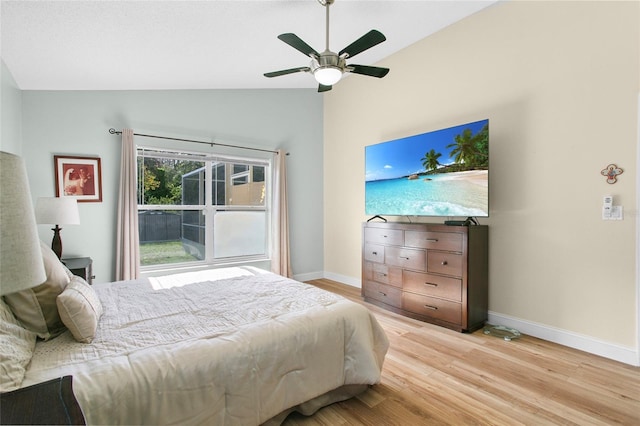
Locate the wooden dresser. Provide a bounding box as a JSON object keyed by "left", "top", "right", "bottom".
{"left": 362, "top": 222, "right": 488, "bottom": 332}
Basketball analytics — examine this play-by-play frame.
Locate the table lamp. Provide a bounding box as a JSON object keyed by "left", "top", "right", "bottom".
{"left": 0, "top": 152, "right": 47, "bottom": 295}
{"left": 35, "top": 197, "right": 80, "bottom": 259}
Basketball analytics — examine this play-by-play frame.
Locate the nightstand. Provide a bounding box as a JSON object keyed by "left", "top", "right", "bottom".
{"left": 0, "top": 376, "right": 85, "bottom": 425}
{"left": 62, "top": 257, "right": 94, "bottom": 285}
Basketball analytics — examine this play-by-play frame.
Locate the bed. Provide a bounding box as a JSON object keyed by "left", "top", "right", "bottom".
{"left": 1, "top": 256, "right": 389, "bottom": 425}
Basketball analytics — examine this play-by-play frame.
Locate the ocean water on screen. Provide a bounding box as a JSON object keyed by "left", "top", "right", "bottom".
{"left": 365, "top": 172, "right": 488, "bottom": 217}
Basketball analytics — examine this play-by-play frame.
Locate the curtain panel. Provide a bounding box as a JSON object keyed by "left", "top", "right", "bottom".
{"left": 271, "top": 149, "right": 292, "bottom": 278}
{"left": 115, "top": 129, "right": 140, "bottom": 280}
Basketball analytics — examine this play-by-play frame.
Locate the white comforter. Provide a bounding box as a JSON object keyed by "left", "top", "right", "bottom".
{"left": 22, "top": 267, "right": 389, "bottom": 425}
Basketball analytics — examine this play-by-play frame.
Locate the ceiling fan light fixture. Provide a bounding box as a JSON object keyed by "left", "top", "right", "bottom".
{"left": 264, "top": 0, "right": 389, "bottom": 91}
{"left": 313, "top": 66, "right": 342, "bottom": 86}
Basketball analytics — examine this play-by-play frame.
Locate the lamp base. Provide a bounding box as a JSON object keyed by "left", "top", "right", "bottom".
{"left": 51, "top": 225, "right": 63, "bottom": 259}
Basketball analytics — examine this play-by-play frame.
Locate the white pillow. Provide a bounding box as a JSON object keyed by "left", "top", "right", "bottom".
{"left": 0, "top": 298, "right": 37, "bottom": 391}
{"left": 56, "top": 276, "right": 103, "bottom": 343}
{"left": 3, "top": 241, "right": 70, "bottom": 339}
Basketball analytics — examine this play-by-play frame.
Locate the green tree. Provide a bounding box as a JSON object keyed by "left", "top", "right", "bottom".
{"left": 142, "top": 165, "right": 160, "bottom": 192}
{"left": 137, "top": 157, "right": 203, "bottom": 205}
{"left": 421, "top": 149, "right": 442, "bottom": 172}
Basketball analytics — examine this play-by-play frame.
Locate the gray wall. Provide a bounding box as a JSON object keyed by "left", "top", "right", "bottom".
{"left": 20, "top": 89, "right": 324, "bottom": 283}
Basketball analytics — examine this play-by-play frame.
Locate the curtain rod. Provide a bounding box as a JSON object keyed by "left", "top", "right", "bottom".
{"left": 108, "top": 128, "right": 284, "bottom": 155}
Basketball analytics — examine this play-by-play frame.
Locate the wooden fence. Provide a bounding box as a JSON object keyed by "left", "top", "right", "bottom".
{"left": 139, "top": 211, "right": 181, "bottom": 243}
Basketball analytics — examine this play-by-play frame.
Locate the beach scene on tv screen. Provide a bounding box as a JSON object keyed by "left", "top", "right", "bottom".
{"left": 365, "top": 119, "right": 489, "bottom": 217}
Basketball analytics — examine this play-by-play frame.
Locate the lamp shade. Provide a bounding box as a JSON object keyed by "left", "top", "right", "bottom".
{"left": 314, "top": 67, "right": 342, "bottom": 86}
{"left": 35, "top": 197, "right": 80, "bottom": 226}
{"left": 0, "top": 152, "right": 47, "bottom": 295}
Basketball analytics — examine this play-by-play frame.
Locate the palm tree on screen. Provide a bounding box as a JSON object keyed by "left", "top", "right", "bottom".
{"left": 421, "top": 149, "right": 442, "bottom": 172}
{"left": 446, "top": 128, "right": 477, "bottom": 167}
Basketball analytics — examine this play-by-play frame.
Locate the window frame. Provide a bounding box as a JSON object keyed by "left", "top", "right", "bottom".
{"left": 136, "top": 147, "right": 272, "bottom": 272}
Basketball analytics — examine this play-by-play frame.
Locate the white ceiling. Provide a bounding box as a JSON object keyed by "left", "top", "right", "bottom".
{"left": 1, "top": 0, "right": 498, "bottom": 91}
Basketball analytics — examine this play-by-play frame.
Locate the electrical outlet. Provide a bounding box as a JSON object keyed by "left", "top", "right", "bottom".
{"left": 610, "top": 205, "right": 623, "bottom": 220}
{"left": 603, "top": 205, "right": 623, "bottom": 220}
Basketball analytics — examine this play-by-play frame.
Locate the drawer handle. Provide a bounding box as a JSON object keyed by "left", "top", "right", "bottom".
{"left": 372, "top": 251, "right": 378, "bottom": 255}
{"left": 424, "top": 282, "right": 438, "bottom": 287}
{"left": 377, "top": 273, "right": 387, "bottom": 277}
{"left": 441, "top": 260, "right": 448, "bottom": 266}
{"left": 378, "top": 291, "right": 387, "bottom": 297}
{"left": 425, "top": 239, "right": 439, "bottom": 242}
{"left": 400, "top": 256, "right": 410, "bottom": 260}
{"left": 424, "top": 305, "right": 438, "bottom": 310}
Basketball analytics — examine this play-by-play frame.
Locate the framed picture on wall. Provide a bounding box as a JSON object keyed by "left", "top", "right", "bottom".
{"left": 54, "top": 155, "right": 103, "bottom": 202}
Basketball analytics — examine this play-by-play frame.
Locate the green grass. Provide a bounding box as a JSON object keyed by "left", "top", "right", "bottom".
{"left": 140, "top": 241, "right": 199, "bottom": 266}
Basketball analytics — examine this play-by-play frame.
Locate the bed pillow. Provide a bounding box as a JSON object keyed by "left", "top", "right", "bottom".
{"left": 0, "top": 298, "right": 37, "bottom": 392}
{"left": 3, "top": 241, "right": 70, "bottom": 339}
{"left": 61, "top": 263, "right": 76, "bottom": 281}
{"left": 57, "top": 276, "right": 103, "bottom": 343}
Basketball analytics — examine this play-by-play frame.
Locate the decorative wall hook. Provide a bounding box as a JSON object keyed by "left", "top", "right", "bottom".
{"left": 601, "top": 164, "right": 623, "bottom": 184}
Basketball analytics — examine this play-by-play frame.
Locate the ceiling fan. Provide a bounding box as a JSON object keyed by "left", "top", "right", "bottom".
{"left": 264, "top": 0, "right": 390, "bottom": 92}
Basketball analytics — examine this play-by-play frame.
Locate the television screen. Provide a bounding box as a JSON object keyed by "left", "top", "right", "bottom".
{"left": 365, "top": 119, "right": 489, "bottom": 218}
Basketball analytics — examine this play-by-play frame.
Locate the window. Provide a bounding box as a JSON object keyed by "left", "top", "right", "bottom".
{"left": 137, "top": 149, "right": 270, "bottom": 269}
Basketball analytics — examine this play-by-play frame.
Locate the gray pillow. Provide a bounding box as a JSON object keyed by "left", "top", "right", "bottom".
{"left": 4, "top": 241, "right": 70, "bottom": 339}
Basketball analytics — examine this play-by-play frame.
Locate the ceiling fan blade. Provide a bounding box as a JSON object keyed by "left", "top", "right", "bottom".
{"left": 339, "top": 30, "right": 386, "bottom": 59}
{"left": 278, "top": 33, "right": 320, "bottom": 57}
{"left": 264, "top": 67, "right": 310, "bottom": 78}
{"left": 349, "top": 64, "right": 390, "bottom": 78}
{"left": 318, "top": 84, "right": 332, "bottom": 93}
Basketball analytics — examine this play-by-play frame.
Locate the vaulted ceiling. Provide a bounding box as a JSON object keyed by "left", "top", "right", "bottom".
{"left": 1, "top": 0, "right": 498, "bottom": 90}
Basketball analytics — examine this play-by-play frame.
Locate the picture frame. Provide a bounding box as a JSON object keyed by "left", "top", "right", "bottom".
{"left": 54, "top": 155, "right": 103, "bottom": 202}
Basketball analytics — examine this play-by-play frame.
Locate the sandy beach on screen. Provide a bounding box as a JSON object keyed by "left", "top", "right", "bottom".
{"left": 436, "top": 170, "right": 488, "bottom": 187}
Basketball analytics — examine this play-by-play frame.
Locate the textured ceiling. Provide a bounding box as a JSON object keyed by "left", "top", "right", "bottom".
{"left": 1, "top": 0, "right": 498, "bottom": 90}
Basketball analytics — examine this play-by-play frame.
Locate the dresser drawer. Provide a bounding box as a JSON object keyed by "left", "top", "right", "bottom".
{"left": 405, "top": 231, "right": 463, "bottom": 252}
{"left": 403, "top": 292, "right": 462, "bottom": 325}
{"left": 364, "top": 281, "right": 402, "bottom": 307}
{"left": 403, "top": 270, "right": 462, "bottom": 302}
{"left": 386, "top": 246, "right": 426, "bottom": 271}
{"left": 370, "top": 263, "right": 402, "bottom": 287}
{"left": 427, "top": 251, "right": 463, "bottom": 277}
{"left": 364, "top": 243, "right": 385, "bottom": 263}
{"left": 364, "top": 227, "right": 404, "bottom": 246}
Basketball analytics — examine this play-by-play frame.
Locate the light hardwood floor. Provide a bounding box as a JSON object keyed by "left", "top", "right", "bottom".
{"left": 283, "top": 278, "right": 640, "bottom": 425}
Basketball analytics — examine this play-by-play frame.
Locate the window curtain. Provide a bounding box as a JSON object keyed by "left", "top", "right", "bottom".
{"left": 115, "top": 129, "right": 140, "bottom": 280}
{"left": 271, "top": 149, "right": 292, "bottom": 277}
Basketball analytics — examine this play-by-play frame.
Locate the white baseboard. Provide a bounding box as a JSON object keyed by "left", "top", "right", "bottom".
{"left": 293, "top": 271, "right": 362, "bottom": 288}
{"left": 297, "top": 271, "right": 639, "bottom": 366}
{"left": 323, "top": 271, "right": 361, "bottom": 288}
{"left": 292, "top": 271, "right": 324, "bottom": 283}
{"left": 488, "top": 311, "right": 639, "bottom": 366}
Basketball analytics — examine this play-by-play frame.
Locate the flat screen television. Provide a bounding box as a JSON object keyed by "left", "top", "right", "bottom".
{"left": 365, "top": 119, "right": 489, "bottom": 218}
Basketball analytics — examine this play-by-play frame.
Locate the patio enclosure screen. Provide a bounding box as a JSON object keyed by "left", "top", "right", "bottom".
{"left": 137, "top": 149, "right": 269, "bottom": 267}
